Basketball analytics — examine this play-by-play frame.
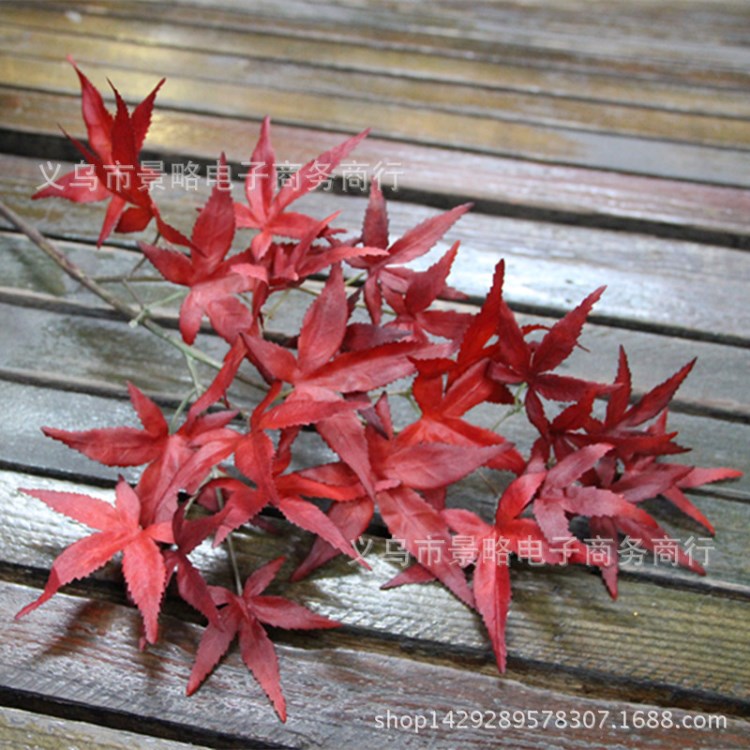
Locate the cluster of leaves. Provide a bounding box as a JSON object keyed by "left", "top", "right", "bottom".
{"left": 18, "top": 63, "right": 741, "bottom": 721}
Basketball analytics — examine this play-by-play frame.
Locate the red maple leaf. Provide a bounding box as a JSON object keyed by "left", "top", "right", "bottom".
{"left": 43, "top": 382, "right": 240, "bottom": 525}
{"left": 444, "top": 472, "right": 586, "bottom": 671}
{"left": 347, "top": 181, "right": 471, "bottom": 324}
{"left": 186, "top": 556, "right": 340, "bottom": 720}
{"left": 33, "top": 59, "right": 163, "bottom": 245}
{"left": 487, "top": 272, "right": 608, "bottom": 435}
{"left": 380, "top": 242, "right": 472, "bottom": 343}
{"left": 16, "top": 479, "right": 173, "bottom": 644}
{"left": 140, "top": 157, "right": 267, "bottom": 344}
{"left": 235, "top": 117, "right": 369, "bottom": 258}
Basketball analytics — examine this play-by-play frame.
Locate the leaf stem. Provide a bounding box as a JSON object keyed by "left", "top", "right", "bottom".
{"left": 0, "top": 198, "right": 266, "bottom": 393}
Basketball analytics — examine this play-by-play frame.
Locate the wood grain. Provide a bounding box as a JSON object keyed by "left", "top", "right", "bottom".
{"left": 4, "top": 91, "right": 749, "bottom": 247}
{"left": 3, "top": 55, "right": 750, "bottom": 186}
{"left": 4, "top": 24, "right": 750, "bottom": 152}
{"left": 1, "top": 472, "right": 749, "bottom": 714}
{"left": 0, "top": 706, "right": 210, "bottom": 750}
{"left": 4, "top": 580, "right": 748, "bottom": 748}
{"left": 5, "top": 5, "right": 750, "bottom": 119}
{"left": 2, "top": 155, "right": 750, "bottom": 345}
{"left": 30, "top": 0, "right": 750, "bottom": 88}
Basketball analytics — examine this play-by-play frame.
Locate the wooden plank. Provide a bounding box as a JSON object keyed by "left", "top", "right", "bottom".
{"left": 3, "top": 55, "right": 750, "bottom": 186}
{"left": 4, "top": 92, "right": 749, "bottom": 247}
{"left": 35, "top": 0, "right": 750, "bottom": 87}
{"left": 4, "top": 579, "right": 749, "bottom": 749}
{"left": 4, "top": 26, "right": 750, "bottom": 152}
{"left": 0, "top": 706, "right": 209, "bottom": 750}
{"left": 51, "top": 0, "right": 750, "bottom": 89}
{"left": 2, "top": 473, "right": 749, "bottom": 713}
{"left": 3, "top": 159, "right": 750, "bottom": 345}
{"left": 5, "top": 5, "right": 750, "bottom": 119}
{"left": 1, "top": 278, "right": 749, "bottom": 424}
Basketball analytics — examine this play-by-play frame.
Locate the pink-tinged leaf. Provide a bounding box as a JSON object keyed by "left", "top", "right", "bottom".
{"left": 362, "top": 180, "right": 389, "bottom": 248}
{"left": 192, "top": 157, "right": 236, "bottom": 268}
{"left": 443, "top": 508, "right": 491, "bottom": 546}
{"left": 32, "top": 167, "right": 110, "bottom": 203}
{"left": 387, "top": 203, "right": 471, "bottom": 266}
{"left": 114, "top": 479, "right": 142, "bottom": 527}
{"left": 378, "top": 487, "right": 474, "bottom": 607}
{"left": 251, "top": 596, "right": 341, "bottom": 630}
{"left": 611, "top": 464, "right": 691, "bottom": 503}
{"left": 122, "top": 534, "right": 167, "bottom": 644}
{"left": 678, "top": 466, "right": 743, "bottom": 489}
{"left": 473, "top": 550, "right": 512, "bottom": 671}
{"left": 496, "top": 472, "right": 546, "bottom": 523}
{"left": 292, "top": 497, "right": 374, "bottom": 581}
{"left": 42, "top": 426, "right": 160, "bottom": 467}
{"left": 276, "top": 129, "right": 369, "bottom": 211}
{"left": 532, "top": 287, "right": 605, "bottom": 373}
{"left": 249, "top": 117, "right": 276, "bottom": 220}
{"left": 623, "top": 359, "right": 696, "bottom": 427}
{"left": 241, "top": 333, "right": 298, "bottom": 384}
{"left": 261, "top": 394, "right": 363, "bottom": 431}
{"left": 380, "top": 563, "right": 437, "bottom": 590}
{"left": 238, "top": 616, "right": 286, "bottom": 722}
{"left": 545, "top": 443, "right": 613, "bottom": 489}
{"left": 307, "top": 341, "right": 420, "bottom": 392}
{"left": 385, "top": 442, "right": 506, "bottom": 491}
{"left": 244, "top": 556, "right": 286, "bottom": 598}
{"left": 297, "top": 264, "right": 347, "bottom": 373}
{"left": 19, "top": 487, "right": 117, "bottom": 531}
{"left": 186, "top": 605, "right": 240, "bottom": 696}
{"left": 405, "top": 242, "right": 459, "bottom": 313}
{"left": 16, "top": 531, "right": 127, "bottom": 619}
{"left": 276, "top": 496, "right": 363, "bottom": 563}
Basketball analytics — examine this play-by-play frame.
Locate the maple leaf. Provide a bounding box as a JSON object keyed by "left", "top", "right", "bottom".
{"left": 487, "top": 279, "right": 608, "bottom": 435}
{"left": 444, "top": 472, "right": 585, "bottom": 671}
{"left": 163, "top": 505, "right": 230, "bottom": 627}
{"left": 16, "top": 479, "right": 173, "bottom": 644}
{"left": 380, "top": 242, "right": 472, "bottom": 343}
{"left": 398, "top": 358, "right": 526, "bottom": 475}
{"left": 43, "top": 382, "right": 240, "bottom": 525}
{"left": 33, "top": 59, "right": 163, "bottom": 245}
{"left": 140, "top": 156, "right": 267, "bottom": 344}
{"left": 346, "top": 181, "right": 471, "bottom": 324}
{"left": 364, "top": 394, "right": 517, "bottom": 606}
{"left": 235, "top": 117, "right": 369, "bottom": 258}
{"left": 186, "top": 557, "right": 340, "bottom": 720}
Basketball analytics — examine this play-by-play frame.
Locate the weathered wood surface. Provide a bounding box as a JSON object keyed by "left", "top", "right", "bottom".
{"left": 5, "top": 580, "right": 748, "bottom": 750}
{"left": 2, "top": 45, "right": 750, "bottom": 188}
{"left": 1, "top": 1, "right": 749, "bottom": 747}
{"left": 4, "top": 90, "right": 750, "bottom": 251}
{"left": 0, "top": 706, "right": 209, "bottom": 750}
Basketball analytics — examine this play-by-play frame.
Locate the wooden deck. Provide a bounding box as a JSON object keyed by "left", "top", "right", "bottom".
{"left": 1, "top": 1, "right": 749, "bottom": 747}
